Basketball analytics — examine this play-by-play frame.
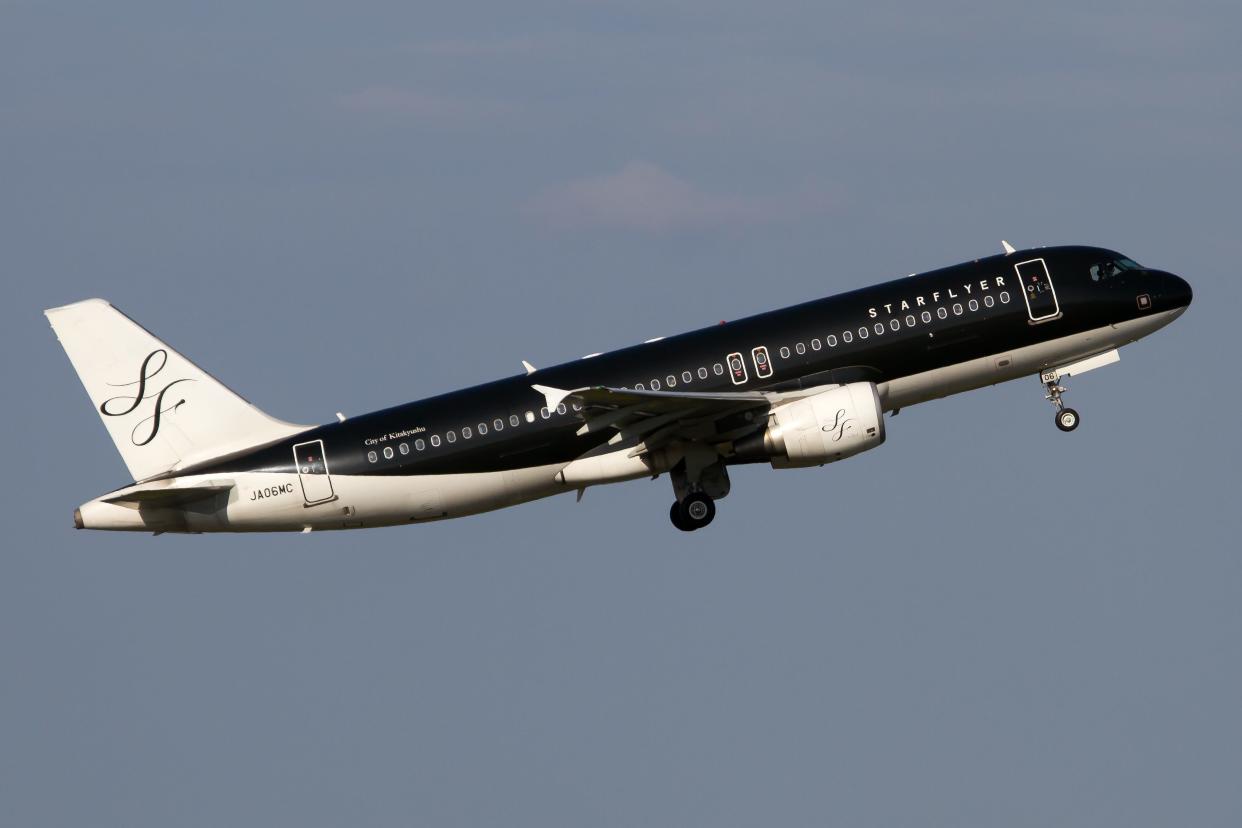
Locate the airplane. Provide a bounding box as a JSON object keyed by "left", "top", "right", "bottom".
{"left": 47, "top": 243, "right": 1192, "bottom": 534}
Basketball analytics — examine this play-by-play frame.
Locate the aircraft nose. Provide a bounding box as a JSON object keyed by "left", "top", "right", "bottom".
{"left": 1162, "top": 272, "right": 1193, "bottom": 309}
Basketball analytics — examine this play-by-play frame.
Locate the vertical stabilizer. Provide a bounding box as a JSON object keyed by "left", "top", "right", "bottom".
{"left": 45, "top": 299, "right": 310, "bottom": 481}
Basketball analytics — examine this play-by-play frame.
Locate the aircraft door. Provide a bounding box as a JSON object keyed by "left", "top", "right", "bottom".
{"left": 293, "top": 439, "right": 337, "bottom": 505}
{"left": 751, "top": 346, "right": 773, "bottom": 379}
{"left": 1014, "top": 258, "right": 1060, "bottom": 321}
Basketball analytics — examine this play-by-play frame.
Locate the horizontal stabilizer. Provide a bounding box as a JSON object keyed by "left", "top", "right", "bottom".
{"left": 102, "top": 481, "right": 234, "bottom": 507}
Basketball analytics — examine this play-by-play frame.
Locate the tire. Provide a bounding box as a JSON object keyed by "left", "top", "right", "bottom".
{"left": 670, "top": 501, "right": 694, "bottom": 531}
{"left": 1056, "top": 407, "right": 1080, "bottom": 432}
{"left": 677, "top": 493, "right": 716, "bottom": 530}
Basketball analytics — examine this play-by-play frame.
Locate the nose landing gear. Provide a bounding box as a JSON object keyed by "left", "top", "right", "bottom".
{"left": 1043, "top": 371, "right": 1080, "bottom": 432}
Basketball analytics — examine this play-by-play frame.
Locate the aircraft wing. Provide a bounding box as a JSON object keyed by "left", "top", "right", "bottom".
{"left": 532, "top": 383, "right": 788, "bottom": 458}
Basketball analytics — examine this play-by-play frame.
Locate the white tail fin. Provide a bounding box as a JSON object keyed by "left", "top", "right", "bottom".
{"left": 45, "top": 298, "right": 310, "bottom": 481}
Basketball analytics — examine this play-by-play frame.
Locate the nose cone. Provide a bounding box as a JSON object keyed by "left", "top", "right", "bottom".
{"left": 1162, "top": 272, "right": 1193, "bottom": 309}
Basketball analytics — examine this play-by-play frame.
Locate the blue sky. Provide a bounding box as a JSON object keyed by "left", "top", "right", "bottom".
{"left": 2, "top": 1, "right": 1239, "bottom": 825}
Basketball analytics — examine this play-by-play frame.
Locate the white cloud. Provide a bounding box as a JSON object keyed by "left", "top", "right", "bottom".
{"left": 337, "top": 86, "right": 513, "bottom": 125}
{"left": 524, "top": 161, "right": 798, "bottom": 232}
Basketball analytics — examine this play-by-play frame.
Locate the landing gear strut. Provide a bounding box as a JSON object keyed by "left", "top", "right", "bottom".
{"left": 670, "top": 493, "right": 716, "bottom": 531}
{"left": 1043, "top": 372, "right": 1080, "bottom": 432}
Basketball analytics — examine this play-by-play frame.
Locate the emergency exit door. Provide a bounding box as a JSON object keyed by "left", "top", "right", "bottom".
{"left": 293, "top": 439, "right": 336, "bottom": 505}
{"left": 1014, "top": 258, "right": 1060, "bottom": 322}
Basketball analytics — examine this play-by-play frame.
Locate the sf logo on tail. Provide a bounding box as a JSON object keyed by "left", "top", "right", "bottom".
{"left": 100, "top": 349, "right": 194, "bottom": 446}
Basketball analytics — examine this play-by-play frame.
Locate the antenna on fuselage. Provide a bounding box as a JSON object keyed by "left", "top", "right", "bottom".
{"left": 1001, "top": 240, "right": 1016, "bottom": 254}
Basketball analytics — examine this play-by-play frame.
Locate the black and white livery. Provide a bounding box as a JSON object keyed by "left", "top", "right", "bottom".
{"left": 47, "top": 244, "right": 1192, "bottom": 533}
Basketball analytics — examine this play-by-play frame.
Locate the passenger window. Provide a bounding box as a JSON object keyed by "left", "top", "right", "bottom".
{"left": 811, "top": 338, "right": 821, "bottom": 351}
{"left": 415, "top": 438, "right": 425, "bottom": 450}
{"left": 462, "top": 426, "right": 472, "bottom": 439}
{"left": 635, "top": 382, "right": 646, "bottom": 390}
{"left": 682, "top": 371, "right": 692, "bottom": 383}
{"left": 984, "top": 295, "right": 995, "bottom": 308}
{"left": 399, "top": 442, "right": 409, "bottom": 455}
{"left": 874, "top": 323, "right": 885, "bottom": 335}
{"left": 905, "top": 315, "right": 916, "bottom": 327}
{"left": 969, "top": 299, "right": 979, "bottom": 312}
{"left": 666, "top": 375, "right": 676, "bottom": 387}
{"left": 1000, "top": 291, "right": 1011, "bottom": 303}
{"left": 478, "top": 423, "right": 488, "bottom": 435}
{"left": 367, "top": 450, "right": 377, "bottom": 463}
{"left": 446, "top": 431, "right": 456, "bottom": 443}
{"left": 573, "top": 402, "right": 583, "bottom": 411}
{"left": 826, "top": 334, "right": 837, "bottom": 347}
{"left": 383, "top": 446, "right": 394, "bottom": 459}
{"left": 842, "top": 330, "right": 853, "bottom": 343}
{"left": 697, "top": 367, "right": 708, "bottom": 379}
{"left": 953, "top": 303, "right": 963, "bottom": 315}
{"left": 494, "top": 418, "right": 503, "bottom": 431}
{"left": 525, "top": 411, "right": 535, "bottom": 423}
{"left": 796, "top": 342, "right": 806, "bottom": 355}
{"left": 510, "top": 414, "right": 520, "bottom": 427}
{"left": 937, "top": 307, "right": 948, "bottom": 319}
{"left": 540, "top": 407, "right": 550, "bottom": 419}
{"left": 858, "top": 327, "right": 869, "bottom": 339}
{"left": 780, "top": 346, "right": 790, "bottom": 358}
{"left": 890, "top": 319, "right": 901, "bottom": 331}
{"left": 921, "top": 311, "right": 932, "bottom": 323}
{"left": 431, "top": 435, "right": 441, "bottom": 447}
{"left": 651, "top": 379, "right": 661, "bottom": 390}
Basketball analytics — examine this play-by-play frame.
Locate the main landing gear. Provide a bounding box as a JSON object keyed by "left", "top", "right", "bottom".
{"left": 668, "top": 449, "right": 729, "bottom": 531}
{"left": 670, "top": 493, "right": 716, "bottom": 531}
{"left": 1043, "top": 372, "right": 1081, "bottom": 432}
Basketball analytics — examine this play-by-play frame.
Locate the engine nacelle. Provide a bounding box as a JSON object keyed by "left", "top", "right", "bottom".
{"left": 734, "top": 382, "right": 885, "bottom": 469}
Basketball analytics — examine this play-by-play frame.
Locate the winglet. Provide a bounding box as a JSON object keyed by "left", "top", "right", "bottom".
{"left": 531, "top": 384, "right": 573, "bottom": 413}
{"left": 522, "top": 360, "right": 537, "bottom": 375}
{"left": 1001, "top": 240, "right": 1016, "bottom": 254}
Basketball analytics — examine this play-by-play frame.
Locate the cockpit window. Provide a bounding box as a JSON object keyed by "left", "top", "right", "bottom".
{"left": 1090, "top": 258, "right": 1142, "bottom": 282}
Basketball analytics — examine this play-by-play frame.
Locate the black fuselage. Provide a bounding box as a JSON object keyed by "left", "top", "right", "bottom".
{"left": 189, "top": 246, "right": 1190, "bottom": 480}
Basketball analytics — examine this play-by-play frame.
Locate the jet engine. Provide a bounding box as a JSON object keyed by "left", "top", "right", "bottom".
{"left": 732, "top": 382, "right": 885, "bottom": 468}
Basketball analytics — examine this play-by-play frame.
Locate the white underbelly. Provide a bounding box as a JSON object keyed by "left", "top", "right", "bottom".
{"left": 217, "top": 464, "right": 572, "bottom": 531}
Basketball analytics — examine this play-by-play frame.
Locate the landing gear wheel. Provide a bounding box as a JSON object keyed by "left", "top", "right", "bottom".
{"left": 1056, "top": 407, "right": 1080, "bottom": 432}
{"left": 670, "top": 501, "right": 692, "bottom": 531}
{"left": 675, "top": 493, "right": 716, "bottom": 531}
{"left": 1042, "top": 374, "right": 1080, "bottom": 434}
